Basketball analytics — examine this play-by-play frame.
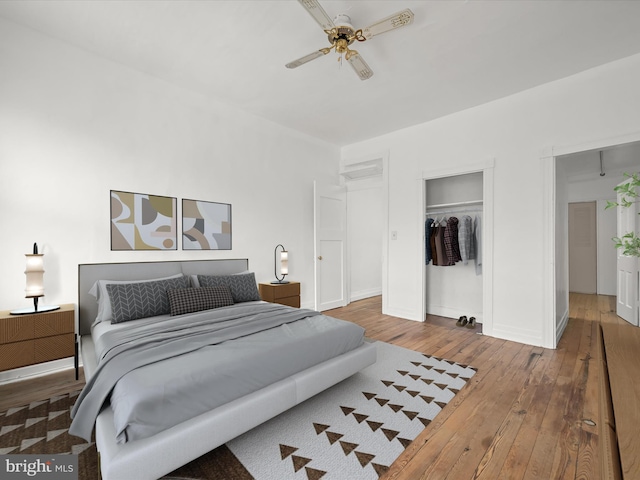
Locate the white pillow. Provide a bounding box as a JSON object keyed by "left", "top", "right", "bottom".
{"left": 89, "top": 273, "right": 184, "bottom": 324}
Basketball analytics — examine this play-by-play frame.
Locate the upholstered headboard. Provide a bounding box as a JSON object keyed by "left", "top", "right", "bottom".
{"left": 77, "top": 259, "right": 249, "bottom": 335}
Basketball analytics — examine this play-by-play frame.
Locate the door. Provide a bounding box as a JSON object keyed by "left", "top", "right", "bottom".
{"left": 616, "top": 178, "right": 639, "bottom": 325}
{"left": 568, "top": 202, "right": 597, "bottom": 294}
{"left": 313, "top": 182, "right": 347, "bottom": 311}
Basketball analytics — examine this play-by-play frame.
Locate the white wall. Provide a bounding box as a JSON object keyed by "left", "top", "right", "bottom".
{"left": 342, "top": 53, "right": 640, "bottom": 347}
{"left": 0, "top": 18, "right": 340, "bottom": 314}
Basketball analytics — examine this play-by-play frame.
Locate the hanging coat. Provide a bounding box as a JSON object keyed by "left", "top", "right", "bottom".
{"left": 430, "top": 225, "right": 439, "bottom": 265}
{"left": 444, "top": 216, "right": 462, "bottom": 265}
{"left": 425, "top": 218, "right": 433, "bottom": 264}
{"left": 433, "top": 225, "right": 448, "bottom": 266}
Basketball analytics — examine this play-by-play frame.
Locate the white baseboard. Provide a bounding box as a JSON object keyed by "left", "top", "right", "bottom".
{"left": 349, "top": 288, "right": 382, "bottom": 303}
{"left": 383, "top": 305, "right": 422, "bottom": 322}
{"left": 556, "top": 307, "right": 569, "bottom": 347}
{"left": 490, "top": 325, "right": 543, "bottom": 347}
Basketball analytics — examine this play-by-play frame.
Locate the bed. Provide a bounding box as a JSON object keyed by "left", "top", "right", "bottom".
{"left": 74, "top": 259, "right": 376, "bottom": 480}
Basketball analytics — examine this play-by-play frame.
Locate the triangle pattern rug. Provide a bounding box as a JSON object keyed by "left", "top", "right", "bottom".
{"left": 225, "top": 341, "right": 476, "bottom": 480}
{"left": 0, "top": 341, "right": 475, "bottom": 480}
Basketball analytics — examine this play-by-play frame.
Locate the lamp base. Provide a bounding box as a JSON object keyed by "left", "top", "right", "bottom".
{"left": 270, "top": 280, "right": 290, "bottom": 284}
{"left": 10, "top": 305, "right": 60, "bottom": 315}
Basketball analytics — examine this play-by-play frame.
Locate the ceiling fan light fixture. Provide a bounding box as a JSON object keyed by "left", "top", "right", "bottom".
{"left": 333, "top": 14, "right": 354, "bottom": 29}
{"left": 287, "top": 1, "right": 414, "bottom": 80}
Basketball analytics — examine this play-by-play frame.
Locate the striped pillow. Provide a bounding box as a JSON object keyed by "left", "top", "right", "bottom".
{"left": 167, "top": 286, "right": 234, "bottom": 316}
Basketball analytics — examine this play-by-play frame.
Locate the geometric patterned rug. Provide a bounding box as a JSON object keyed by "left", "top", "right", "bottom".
{"left": 0, "top": 341, "right": 475, "bottom": 480}
{"left": 0, "top": 391, "right": 97, "bottom": 479}
{"left": 225, "top": 341, "right": 476, "bottom": 480}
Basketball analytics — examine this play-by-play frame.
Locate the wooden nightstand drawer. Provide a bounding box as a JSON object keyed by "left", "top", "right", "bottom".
{"left": 0, "top": 303, "right": 75, "bottom": 372}
{"left": 259, "top": 282, "right": 301, "bottom": 308}
{"left": 0, "top": 339, "right": 35, "bottom": 370}
{"left": 0, "top": 316, "right": 34, "bottom": 344}
{"left": 35, "top": 333, "right": 75, "bottom": 363}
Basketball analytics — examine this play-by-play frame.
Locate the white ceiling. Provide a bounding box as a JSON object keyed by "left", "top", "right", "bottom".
{"left": 2, "top": 0, "right": 640, "bottom": 153}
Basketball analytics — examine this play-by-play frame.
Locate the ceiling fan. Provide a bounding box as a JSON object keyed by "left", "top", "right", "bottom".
{"left": 285, "top": 0, "right": 414, "bottom": 81}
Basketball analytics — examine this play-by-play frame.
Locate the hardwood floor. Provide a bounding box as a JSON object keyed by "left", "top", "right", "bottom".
{"left": 326, "top": 293, "right": 610, "bottom": 480}
{"left": 0, "top": 293, "right": 612, "bottom": 479}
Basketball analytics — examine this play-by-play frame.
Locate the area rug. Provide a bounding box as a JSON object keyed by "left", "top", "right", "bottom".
{"left": 0, "top": 341, "right": 475, "bottom": 480}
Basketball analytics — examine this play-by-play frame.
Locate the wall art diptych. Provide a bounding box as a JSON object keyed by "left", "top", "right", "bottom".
{"left": 110, "top": 190, "right": 177, "bottom": 250}
{"left": 182, "top": 199, "right": 232, "bottom": 250}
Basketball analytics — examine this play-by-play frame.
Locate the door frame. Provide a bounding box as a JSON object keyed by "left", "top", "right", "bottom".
{"left": 339, "top": 150, "right": 390, "bottom": 312}
{"left": 419, "top": 158, "right": 495, "bottom": 337}
{"left": 542, "top": 130, "right": 640, "bottom": 348}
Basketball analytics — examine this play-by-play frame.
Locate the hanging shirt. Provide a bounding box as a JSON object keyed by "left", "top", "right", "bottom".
{"left": 474, "top": 215, "right": 483, "bottom": 275}
{"left": 433, "top": 225, "right": 448, "bottom": 266}
{"left": 430, "top": 225, "right": 439, "bottom": 265}
{"left": 458, "top": 215, "right": 475, "bottom": 265}
{"left": 425, "top": 218, "right": 433, "bottom": 264}
{"left": 444, "top": 217, "right": 462, "bottom": 265}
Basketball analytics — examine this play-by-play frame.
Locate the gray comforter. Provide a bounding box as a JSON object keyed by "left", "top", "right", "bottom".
{"left": 70, "top": 302, "right": 364, "bottom": 443}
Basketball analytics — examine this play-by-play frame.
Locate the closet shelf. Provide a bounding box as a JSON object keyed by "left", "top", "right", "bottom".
{"left": 426, "top": 200, "right": 483, "bottom": 209}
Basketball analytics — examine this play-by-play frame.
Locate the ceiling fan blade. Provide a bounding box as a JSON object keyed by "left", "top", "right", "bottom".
{"left": 346, "top": 52, "right": 373, "bottom": 81}
{"left": 286, "top": 48, "right": 331, "bottom": 69}
{"left": 297, "top": 0, "right": 335, "bottom": 31}
{"left": 361, "top": 9, "right": 414, "bottom": 39}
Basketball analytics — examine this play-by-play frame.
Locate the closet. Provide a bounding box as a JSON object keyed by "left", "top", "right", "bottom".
{"left": 424, "top": 172, "right": 483, "bottom": 322}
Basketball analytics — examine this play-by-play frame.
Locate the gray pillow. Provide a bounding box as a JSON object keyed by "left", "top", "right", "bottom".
{"left": 197, "top": 272, "right": 260, "bottom": 303}
{"left": 107, "top": 276, "right": 190, "bottom": 323}
{"left": 167, "top": 286, "right": 234, "bottom": 316}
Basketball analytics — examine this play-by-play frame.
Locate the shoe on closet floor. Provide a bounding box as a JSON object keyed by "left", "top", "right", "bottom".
{"left": 456, "top": 316, "right": 468, "bottom": 327}
{"left": 466, "top": 317, "right": 476, "bottom": 328}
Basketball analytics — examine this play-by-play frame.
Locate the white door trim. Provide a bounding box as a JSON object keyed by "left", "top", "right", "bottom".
{"left": 341, "top": 150, "right": 390, "bottom": 312}
{"left": 542, "top": 129, "right": 640, "bottom": 348}
{"left": 419, "top": 158, "right": 495, "bottom": 336}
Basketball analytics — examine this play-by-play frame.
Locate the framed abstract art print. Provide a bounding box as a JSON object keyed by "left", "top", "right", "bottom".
{"left": 182, "top": 199, "right": 232, "bottom": 250}
{"left": 110, "top": 190, "right": 177, "bottom": 250}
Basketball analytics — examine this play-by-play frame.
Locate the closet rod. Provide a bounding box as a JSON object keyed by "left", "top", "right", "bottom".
{"left": 425, "top": 208, "right": 483, "bottom": 216}
{"left": 425, "top": 199, "right": 483, "bottom": 209}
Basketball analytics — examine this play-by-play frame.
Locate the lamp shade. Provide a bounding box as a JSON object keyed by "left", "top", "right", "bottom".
{"left": 272, "top": 244, "right": 290, "bottom": 284}
{"left": 10, "top": 243, "right": 60, "bottom": 315}
{"left": 280, "top": 250, "right": 288, "bottom": 275}
{"left": 24, "top": 253, "right": 45, "bottom": 298}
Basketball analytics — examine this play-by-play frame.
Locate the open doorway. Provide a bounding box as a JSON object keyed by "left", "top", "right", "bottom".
{"left": 340, "top": 152, "right": 388, "bottom": 314}
{"left": 553, "top": 141, "right": 640, "bottom": 341}
{"left": 420, "top": 159, "right": 495, "bottom": 336}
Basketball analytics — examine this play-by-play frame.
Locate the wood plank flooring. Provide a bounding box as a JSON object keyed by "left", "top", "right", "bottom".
{"left": 325, "top": 293, "right": 612, "bottom": 480}
{"left": 0, "top": 293, "right": 614, "bottom": 479}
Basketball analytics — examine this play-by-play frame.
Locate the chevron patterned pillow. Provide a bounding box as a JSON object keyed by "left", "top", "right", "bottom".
{"left": 197, "top": 272, "right": 260, "bottom": 303}
{"left": 106, "top": 276, "right": 190, "bottom": 323}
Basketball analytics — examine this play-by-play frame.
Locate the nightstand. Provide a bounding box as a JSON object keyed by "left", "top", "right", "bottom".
{"left": 0, "top": 303, "right": 75, "bottom": 372}
{"left": 259, "top": 282, "right": 301, "bottom": 308}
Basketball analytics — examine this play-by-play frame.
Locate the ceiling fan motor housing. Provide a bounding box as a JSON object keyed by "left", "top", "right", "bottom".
{"left": 327, "top": 13, "right": 356, "bottom": 49}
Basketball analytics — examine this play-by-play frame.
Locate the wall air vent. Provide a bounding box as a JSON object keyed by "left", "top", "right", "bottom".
{"left": 339, "top": 160, "right": 383, "bottom": 180}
